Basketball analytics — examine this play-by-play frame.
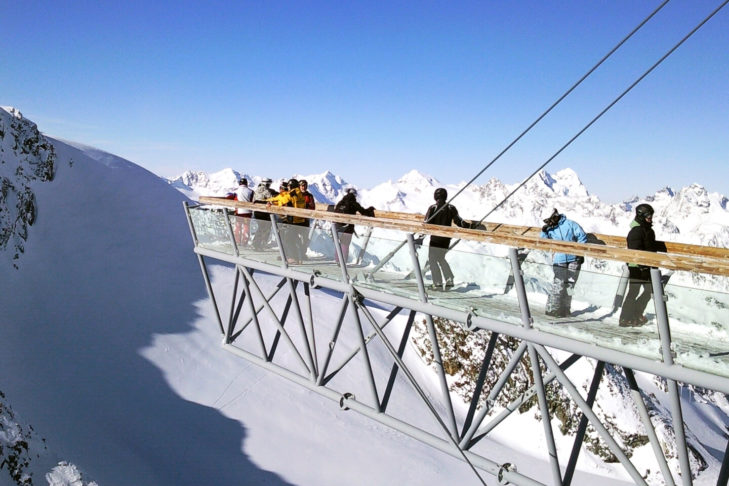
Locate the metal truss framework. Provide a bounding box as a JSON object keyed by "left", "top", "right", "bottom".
{"left": 184, "top": 203, "right": 729, "bottom": 486}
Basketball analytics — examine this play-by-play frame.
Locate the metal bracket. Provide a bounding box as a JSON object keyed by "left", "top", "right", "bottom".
{"left": 310, "top": 270, "right": 321, "bottom": 289}
{"left": 497, "top": 462, "right": 516, "bottom": 484}
{"left": 339, "top": 392, "right": 355, "bottom": 411}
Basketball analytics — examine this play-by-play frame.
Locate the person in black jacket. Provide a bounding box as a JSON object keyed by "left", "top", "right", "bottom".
{"left": 619, "top": 203, "right": 657, "bottom": 327}
{"left": 333, "top": 188, "right": 375, "bottom": 264}
{"left": 423, "top": 188, "right": 472, "bottom": 290}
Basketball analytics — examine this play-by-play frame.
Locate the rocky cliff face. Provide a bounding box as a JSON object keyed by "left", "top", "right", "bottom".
{"left": 0, "top": 107, "right": 56, "bottom": 268}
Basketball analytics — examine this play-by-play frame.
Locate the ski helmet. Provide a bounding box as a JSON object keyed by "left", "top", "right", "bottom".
{"left": 288, "top": 178, "right": 299, "bottom": 189}
{"left": 542, "top": 208, "right": 561, "bottom": 229}
{"left": 635, "top": 203, "right": 654, "bottom": 223}
{"left": 434, "top": 188, "right": 447, "bottom": 201}
{"left": 345, "top": 187, "right": 357, "bottom": 196}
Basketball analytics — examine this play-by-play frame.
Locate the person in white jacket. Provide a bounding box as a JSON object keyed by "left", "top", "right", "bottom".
{"left": 234, "top": 178, "right": 254, "bottom": 245}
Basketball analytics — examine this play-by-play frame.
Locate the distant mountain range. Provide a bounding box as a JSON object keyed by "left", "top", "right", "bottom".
{"left": 168, "top": 166, "right": 729, "bottom": 249}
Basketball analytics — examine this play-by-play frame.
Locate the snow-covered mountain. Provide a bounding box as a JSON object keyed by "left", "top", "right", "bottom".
{"left": 167, "top": 168, "right": 351, "bottom": 205}
{"left": 3, "top": 106, "right": 729, "bottom": 485}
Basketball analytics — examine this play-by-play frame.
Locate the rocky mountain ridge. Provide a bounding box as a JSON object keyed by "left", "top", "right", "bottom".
{"left": 0, "top": 107, "right": 56, "bottom": 269}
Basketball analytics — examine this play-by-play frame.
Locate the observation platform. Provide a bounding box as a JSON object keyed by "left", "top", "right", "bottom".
{"left": 190, "top": 197, "right": 729, "bottom": 389}
{"left": 185, "top": 197, "right": 729, "bottom": 486}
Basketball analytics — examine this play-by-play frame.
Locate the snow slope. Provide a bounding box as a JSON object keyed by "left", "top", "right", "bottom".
{"left": 0, "top": 120, "right": 291, "bottom": 484}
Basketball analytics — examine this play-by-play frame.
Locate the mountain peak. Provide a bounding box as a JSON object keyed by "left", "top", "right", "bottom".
{"left": 397, "top": 169, "right": 439, "bottom": 187}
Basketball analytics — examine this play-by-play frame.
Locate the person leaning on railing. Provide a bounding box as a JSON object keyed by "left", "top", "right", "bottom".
{"left": 539, "top": 208, "right": 588, "bottom": 318}
{"left": 619, "top": 203, "right": 658, "bottom": 327}
{"left": 423, "top": 187, "right": 474, "bottom": 291}
{"left": 333, "top": 187, "right": 375, "bottom": 264}
{"left": 266, "top": 178, "right": 310, "bottom": 264}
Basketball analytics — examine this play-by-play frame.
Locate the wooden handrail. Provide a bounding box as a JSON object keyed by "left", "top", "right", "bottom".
{"left": 198, "top": 197, "right": 729, "bottom": 277}
{"left": 312, "top": 203, "right": 729, "bottom": 259}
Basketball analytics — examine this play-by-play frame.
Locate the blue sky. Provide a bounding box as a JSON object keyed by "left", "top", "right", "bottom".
{"left": 2, "top": 0, "right": 727, "bottom": 202}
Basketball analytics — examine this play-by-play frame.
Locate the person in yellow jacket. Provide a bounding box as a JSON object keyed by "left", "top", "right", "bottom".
{"left": 266, "top": 178, "right": 310, "bottom": 263}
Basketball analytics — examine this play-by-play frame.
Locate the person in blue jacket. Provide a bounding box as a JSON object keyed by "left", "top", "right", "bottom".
{"left": 540, "top": 209, "right": 588, "bottom": 317}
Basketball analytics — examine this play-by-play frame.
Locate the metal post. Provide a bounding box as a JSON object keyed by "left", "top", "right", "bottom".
{"left": 183, "top": 202, "right": 225, "bottom": 334}
{"left": 284, "top": 277, "right": 317, "bottom": 381}
{"left": 651, "top": 268, "right": 692, "bottom": 486}
{"left": 407, "top": 233, "right": 459, "bottom": 439}
{"left": 461, "top": 332, "right": 499, "bottom": 438}
{"left": 717, "top": 439, "right": 729, "bottom": 486}
{"left": 564, "top": 361, "right": 605, "bottom": 486}
{"left": 303, "top": 282, "right": 319, "bottom": 376}
{"left": 508, "top": 247, "right": 532, "bottom": 325}
{"left": 231, "top": 278, "right": 287, "bottom": 341}
{"left": 347, "top": 292, "right": 382, "bottom": 411}
{"left": 270, "top": 214, "right": 288, "bottom": 266}
{"left": 331, "top": 225, "right": 350, "bottom": 283}
{"left": 238, "top": 265, "right": 268, "bottom": 358}
{"left": 266, "top": 293, "right": 293, "bottom": 361}
{"left": 527, "top": 345, "right": 561, "bottom": 485}
{"left": 471, "top": 354, "right": 582, "bottom": 445}
{"left": 624, "top": 367, "right": 676, "bottom": 486}
{"left": 238, "top": 266, "right": 311, "bottom": 375}
{"left": 380, "top": 309, "right": 414, "bottom": 411}
{"left": 317, "top": 295, "right": 350, "bottom": 386}
{"left": 460, "top": 341, "right": 528, "bottom": 448}
{"left": 535, "top": 345, "right": 648, "bottom": 485}
{"left": 225, "top": 268, "right": 241, "bottom": 343}
{"left": 224, "top": 210, "right": 240, "bottom": 256}
{"left": 323, "top": 305, "right": 403, "bottom": 387}
{"left": 355, "top": 226, "right": 373, "bottom": 265}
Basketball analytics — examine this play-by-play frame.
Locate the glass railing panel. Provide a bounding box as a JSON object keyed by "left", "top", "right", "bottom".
{"left": 522, "top": 257, "right": 663, "bottom": 361}
{"left": 188, "top": 206, "right": 235, "bottom": 255}
{"left": 661, "top": 273, "right": 729, "bottom": 377}
{"left": 347, "top": 233, "right": 521, "bottom": 322}
{"left": 416, "top": 240, "right": 520, "bottom": 322}
{"left": 230, "top": 214, "right": 285, "bottom": 266}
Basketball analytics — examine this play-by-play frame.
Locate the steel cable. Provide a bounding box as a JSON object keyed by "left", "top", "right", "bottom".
{"left": 425, "top": 0, "right": 671, "bottom": 223}
{"left": 472, "top": 0, "right": 729, "bottom": 228}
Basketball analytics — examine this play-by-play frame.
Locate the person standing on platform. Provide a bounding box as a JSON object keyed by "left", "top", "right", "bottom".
{"left": 251, "top": 178, "right": 276, "bottom": 250}
{"left": 423, "top": 188, "right": 472, "bottom": 291}
{"left": 299, "top": 179, "right": 316, "bottom": 211}
{"left": 234, "top": 178, "right": 254, "bottom": 245}
{"left": 298, "top": 179, "right": 317, "bottom": 253}
{"left": 267, "top": 178, "right": 309, "bottom": 264}
{"left": 619, "top": 203, "right": 658, "bottom": 327}
{"left": 333, "top": 188, "right": 375, "bottom": 264}
{"left": 540, "top": 208, "right": 588, "bottom": 318}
